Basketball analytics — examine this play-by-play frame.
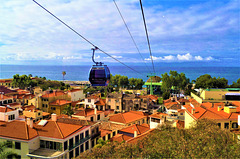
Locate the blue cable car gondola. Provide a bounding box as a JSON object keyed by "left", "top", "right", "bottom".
{"left": 89, "top": 47, "right": 110, "bottom": 86}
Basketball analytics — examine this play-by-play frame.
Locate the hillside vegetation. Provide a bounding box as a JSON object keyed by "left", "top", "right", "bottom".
{"left": 79, "top": 119, "right": 240, "bottom": 158}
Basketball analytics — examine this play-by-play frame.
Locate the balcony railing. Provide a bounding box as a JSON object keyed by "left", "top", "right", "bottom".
{"left": 91, "top": 131, "right": 101, "bottom": 139}
{"left": 69, "top": 135, "right": 90, "bottom": 150}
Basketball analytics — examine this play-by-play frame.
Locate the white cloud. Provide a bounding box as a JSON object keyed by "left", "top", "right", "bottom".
{"left": 145, "top": 53, "right": 215, "bottom": 62}
{"left": 194, "top": 56, "right": 203, "bottom": 61}
{"left": 0, "top": 0, "right": 237, "bottom": 64}
{"left": 177, "top": 53, "right": 192, "bottom": 61}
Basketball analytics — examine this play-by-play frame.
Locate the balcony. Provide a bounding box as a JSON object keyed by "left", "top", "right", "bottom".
{"left": 91, "top": 131, "right": 101, "bottom": 139}
{"left": 27, "top": 148, "right": 67, "bottom": 159}
{"left": 69, "top": 135, "right": 90, "bottom": 150}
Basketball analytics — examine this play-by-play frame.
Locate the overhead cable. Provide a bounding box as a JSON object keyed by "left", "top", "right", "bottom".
{"left": 139, "top": 0, "right": 156, "bottom": 74}
{"left": 112, "top": 0, "right": 151, "bottom": 73}
{"left": 32, "top": 0, "right": 145, "bottom": 76}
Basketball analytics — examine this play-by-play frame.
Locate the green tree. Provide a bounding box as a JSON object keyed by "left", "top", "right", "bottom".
{"left": 230, "top": 78, "right": 240, "bottom": 88}
{"left": 195, "top": 74, "right": 228, "bottom": 89}
{"left": 62, "top": 105, "right": 74, "bottom": 117}
{"left": 0, "top": 141, "right": 18, "bottom": 159}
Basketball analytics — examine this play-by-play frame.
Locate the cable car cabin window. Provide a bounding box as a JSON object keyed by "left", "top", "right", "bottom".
{"left": 90, "top": 69, "right": 105, "bottom": 78}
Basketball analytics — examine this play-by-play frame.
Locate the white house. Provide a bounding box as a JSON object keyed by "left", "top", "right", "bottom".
{"left": 0, "top": 106, "right": 19, "bottom": 122}
{"left": 68, "top": 89, "right": 85, "bottom": 101}
{"left": 149, "top": 112, "right": 167, "bottom": 129}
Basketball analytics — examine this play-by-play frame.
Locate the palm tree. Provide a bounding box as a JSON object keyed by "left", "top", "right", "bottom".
{"left": 0, "top": 141, "right": 18, "bottom": 159}
{"left": 62, "top": 71, "right": 66, "bottom": 81}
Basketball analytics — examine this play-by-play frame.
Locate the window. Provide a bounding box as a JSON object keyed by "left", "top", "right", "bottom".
{"left": 92, "top": 129, "right": 95, "bottom": 135}
{"left": 224, "top": 123, "right": 229, "bottom": 129}
{"left": 232, "top": 122, "right": 238, "bottom": 129}
{"left": 45, "top": 104, "right": 48, "bottom": 108}
{"left": 80, "top": 133, "right": 84, "bottom": 140}
{"left": 97, "top": 114, "right": 100, "bottom": 120}
{"left": 8, "top": 114, "right": 15, "bottom": 121}
{"left": 75, "top": 147, "right": 79, "bottom": 157}
{"left": 88, "top": 99, "right": 91, "bottom": 103}
{"left": 7, "top": 140, "right": 12, "bottom": 148}
{"left": 15, "top": 142, "right": 21, "bottom": 150}
{"left": 108, "top": 99, "right": 111, "bottom": 102}
{"left": 116, "top": 106, "right": 119, "bottom": 110}
{"left": 51, "top": 107, "right": 56, "bottom": 110}
{"left": 108, "top": 134, "right": 111, "bottom": 140}
{"left": 80, "top": 144, "right": 84, "bottom": 153}
{"left": 156, "top": 119, "right": 160, "bottom": 123}
{"left": 103, "top": 136, "right": 105, "bottom": 141}
{"left": 217, "top": 123, "right": 221, "bottom": 128}
{"left": 180, "top": 113, "right": 183, "bottom": 115}
{"left": 64, "top": 141, "right": 68, "bottom": 151}
{"left": 90, "top": 117, "right": 94, "bottom": 122}
{"left": 96, "top": 127, "right": 99, "bottom": 133}
{"left": 85, "top": 141, "right": 89, "bottom": 150}
{"left": 69, "top": 138, "right": 74, "bottom": 149}
{"left": 142, "top": 119, "right": 144, "bottom": 123}
{"left": 75, "top": 135, "right": 79, "bottom": 144}
{"left": 91, "top": 140, "right": 95, "bottom": 148}
{"left": 42, "top": 104, "right": 45, "bottom": 107}
{"left": 85, "top": 130, "right": 89, "bottom": 137}
{"left": 69, "top": 150, "right": 73, "bottom": 159}
{"left": 151, "top": 118, "right": 156, "bottom": 122}
{"left": 113, "top": 131, "right": 116, "bottom": 136}
{"left": 38, "top": 112, "right": 41, "bottom": 116}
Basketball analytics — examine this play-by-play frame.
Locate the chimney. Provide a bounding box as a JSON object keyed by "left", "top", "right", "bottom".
{"left": 27, "top": 118, "right": 31, "bottom": 126}
{"left": 5, "top": 114, "right": 8, "bottom": 122}
{"left": 134, "top": 131, "right": 138, "bottom": 137}
{"left": 29, "top": 117, "right": 33, "bottom": 128}
{"left": 192, "top": 109, "right": 195, "bottom": 114}
{"left": 51, "top": 113, "right": 57, "bottom": 121}
{"left": 94, "top": 108, "right": 97, "bottom": 115}
{"left": 218, "top": 106, "right": 222, "bottom": 111}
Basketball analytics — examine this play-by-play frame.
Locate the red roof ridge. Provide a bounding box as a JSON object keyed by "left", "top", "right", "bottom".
{"left": 55, "top": 121, "right": 64, "bottom": 138}
{"left": 24, "top": 122, "right": 29, "bottom": 140}
{"left": 121, "top": 113, "right": 126, "bottom": 123}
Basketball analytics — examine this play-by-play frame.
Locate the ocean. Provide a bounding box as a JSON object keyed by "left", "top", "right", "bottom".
{"left": 0, "top": 65, "right": 239, "bottom": 84}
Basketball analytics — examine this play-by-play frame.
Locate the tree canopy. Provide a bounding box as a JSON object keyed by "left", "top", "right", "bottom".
{"left": 195, "top": 74, "right": 228, "bottom": 89}
{"left": 79, "top": 119, "right": 240, "bottom": 158}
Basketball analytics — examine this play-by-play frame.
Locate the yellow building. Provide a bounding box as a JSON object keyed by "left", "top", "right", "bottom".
{"left": 40, "top": 91, "right": 68, "bottom": 112}
{"left": 184, "top": 103, "right": 240, "bottom": 131}
{"left": 0, "top": 114, "right": 92, "bottom": 159}
{"left": 48, "top": 99, "right": 72, "bottom": 115}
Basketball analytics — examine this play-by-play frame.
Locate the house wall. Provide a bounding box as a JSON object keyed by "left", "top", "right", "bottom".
{"left": 69, "top": 90, "right": 84, "bottom": 101}
{"left": 190, "top": 92, "right": 203, "bottom": 103}
{"left": 184, "top": 111, "right": 196, "bottom": 129}
{"left": 200, "top": 90, "right": 240, "bottom": 100}
{"left": 0, "top": 138, "right": 29, "bottom": 159}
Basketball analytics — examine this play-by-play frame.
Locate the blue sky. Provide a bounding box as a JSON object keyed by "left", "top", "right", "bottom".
{"left": 0, "top": 0, "right": 239, "bottom": 68}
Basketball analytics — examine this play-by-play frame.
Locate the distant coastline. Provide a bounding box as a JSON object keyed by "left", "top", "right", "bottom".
{"left": 0, "top": 65, "right": 239, "bottom": 84}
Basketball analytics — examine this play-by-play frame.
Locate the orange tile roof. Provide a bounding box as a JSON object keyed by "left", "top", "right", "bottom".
{"left": 0, "top": 106, "right": 15, "bottom": 113}
{"left": 110, "top": 134, "right": 132, "bottom": 142}
{"left": 22, "top": 105, "right": 36, "bottom": 111}
{"left": 186, "top": 107, "right": 207, "bottom": 119}
{"left": 100, "top": 129, "right": 112, "bottom": 137}
{"left": 0, "top": 120, "right": 38, "bottom": 140}
{"left": 149, "top": 112, "right": 168, "bottom": 119}
{"left": 127, "top": 129, "right": 155, "bottom": 144}
{"left": 178, "top": 98, "right": 189, "bottom": 103}
{"left": 42, "top": 91, "right": 65, "bottom": 98}
{"left": 103, "top": 109, "right": 115, "bottom": 117}
{"left": 119, "top": 124, "right": 150, "bottom": 135}
{"left": 49, "top": 99, "right": 72, "bottom": 105}
{"left": 109, "top": 111, "right": 147, "bottom": 124}
{"left": 74, "top": 108, "right": 103, "bottom": 117}
{"left": 94, "top": 98, "right": 106, "bottom": 105}
{"left": 147, "top": 95, "right": 158, "bottom": 101}
{"left": 86, "top": 95, "right": 99, "bottom": 99}
{"left": 34, "top": 121, "right": 89, "bottom": 139}
{"left": 232, "top": 101, "right": 240, "bottom": 107}
{"left": 99, "top": 121, "right": 126, "bottom": 131}
{"left": 0, "top": 94, "right": 12, "bottom": 100}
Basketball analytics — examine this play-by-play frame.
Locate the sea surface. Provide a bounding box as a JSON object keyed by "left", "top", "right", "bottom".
{"left": 0, "top": 65, "right": 239, "bottom": 84}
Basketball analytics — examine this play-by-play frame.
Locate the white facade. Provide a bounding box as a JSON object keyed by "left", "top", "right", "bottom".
{"left": 68, "top": 90, "right": 84, "bottom": 101}
{"left": 0, "top": 106, "right": 19, "bottom": 122}
{"left": 150, "top": 117, "right": 164, "bottom": 129}
{"left": 84, "top": 98, "right": 99, "bottom": 109}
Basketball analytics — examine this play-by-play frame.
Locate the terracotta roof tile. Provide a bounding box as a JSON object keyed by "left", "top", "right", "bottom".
{"left": 74, "top": 108, "right": 103, "bottom": 117}
{"left": 127, "top": 129, "right": 155, "bottom": 144}
{"left": 42, "top": 91, "right": 65, "bottom": 98}
{"left": 110, "top": 134, "right": 132, "bottom": 142}
{"left": 68, "top": 89, "right": 82, "bottom": 93}
{"left": 149, "top": 112, "right": 168, "bottom": 119}
{"left": 119, "top": 124, "right": 150, "bottom": 135}
{"left": 100, "top": 129, "right": 112, "bottom": 137}
{"left": 49, "top": 99, "right": 71, "bottom": 105}
{"left": 109, "top": 111, "right": 147, "bottom": 124}
{"left": 95, "top": 98, "right": 106, "bottom": 105}
{"left": 0, "top": 106, "right": 15, "bottom": 113}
